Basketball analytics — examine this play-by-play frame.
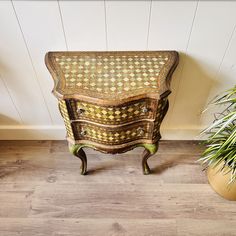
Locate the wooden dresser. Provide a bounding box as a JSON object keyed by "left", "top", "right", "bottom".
{"left": 45, "top": 51, "right": 179, "bottom": 175}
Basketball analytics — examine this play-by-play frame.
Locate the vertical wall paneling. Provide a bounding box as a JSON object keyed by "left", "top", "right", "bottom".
{"left": 13, "top": 0, "right": 68, "bottom": 125}
{"left": 106, "top": 0, "right": 151, "bottom": 50}
{"left": 169, "top": 1, "right": 236, "bottom": 133}
{"left": 0, "top": 0, "right": 236, "bottom": 139}
{"left": 148, "top": 1, "right": 198, "bottom": 51}
{"left": 216, "top": 26, "right": 236, "bottom": 90}
{"left": 57, "top": 1, "right": 69, "bottom": 51}
{"left": 148, "top": 1, "right": 198, "bottom": 129}
{"left": 0, "top": 76, "right": 21, "bottom": 125}
{"left": 0, "top": 1, "right": 51, "bottom": 125}
{"left": 204, "top": 25, "right": 236, "bottom": 128}
{"left": 59, "top": 0, "right": 106, "bottom": 51}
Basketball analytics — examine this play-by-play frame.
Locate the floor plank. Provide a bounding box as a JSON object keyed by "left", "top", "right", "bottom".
{"left": 0, "top": 141, "right": 235, "bottom": 236}
{"left": 0, "top": 218, "right": 177, "bottom": 236}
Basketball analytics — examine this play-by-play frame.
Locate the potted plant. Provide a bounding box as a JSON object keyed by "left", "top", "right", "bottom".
{"left": 199, "top": 85, "right": 236, "bottom": 200}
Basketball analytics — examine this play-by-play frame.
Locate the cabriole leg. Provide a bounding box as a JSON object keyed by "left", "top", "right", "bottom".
{"left": 141, "top": 143, "right": 159, "bottom": 175}
{"left": 69, "top": 143, "right": 87, "bottom": 175}
{"left": 142, "top": 149, "right": 152, "bottom": 175}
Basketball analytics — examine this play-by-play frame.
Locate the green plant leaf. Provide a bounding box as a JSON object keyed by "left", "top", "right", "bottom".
{"left": 199, "top": 85, "right": 236, "bottom": 185}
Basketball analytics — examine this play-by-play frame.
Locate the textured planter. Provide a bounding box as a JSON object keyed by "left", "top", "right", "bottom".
{"left": 207, "top": 162, "right": 236, "bottom": 201}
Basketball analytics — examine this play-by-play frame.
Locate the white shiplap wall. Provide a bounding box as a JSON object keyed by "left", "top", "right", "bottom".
{"left": 0, "top": 0, "right": 236, "bottom": 140}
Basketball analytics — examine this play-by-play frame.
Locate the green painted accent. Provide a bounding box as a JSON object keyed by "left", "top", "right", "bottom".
{"left": 69, "top": 143, "right": 96, "bottom": 154}
{"left": 69, "top": 143, "right": 91, "bottom": 175}
{"left": 137, "top": 143, "right": 158, "bottom": 154}
{"left": 69, "top": 143, "right": 158, "bottom": 155}
{"left": 69, "top": 144, "right": 79, "bottom": 155}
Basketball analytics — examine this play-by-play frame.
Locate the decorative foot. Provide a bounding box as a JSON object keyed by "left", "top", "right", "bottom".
{"left": 69, "top": 144, "right": 87, "bottom": 175}
{"left": 140, "top": 143, "right": 159, "bottom": 175}
{"left": 142, "top": 149, "right": 152, "bottom": 175}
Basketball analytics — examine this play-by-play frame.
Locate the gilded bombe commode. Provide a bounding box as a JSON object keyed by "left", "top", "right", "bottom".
{"left": 45, "top": 51, "right": 179, "bottom": 175}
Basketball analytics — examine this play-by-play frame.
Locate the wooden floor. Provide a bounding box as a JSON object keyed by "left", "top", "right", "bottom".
{"left": 0, "top": 140, "right": 236, "bottom": 236}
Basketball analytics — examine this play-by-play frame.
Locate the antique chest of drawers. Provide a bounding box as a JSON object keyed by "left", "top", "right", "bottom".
{"left": 45, "top": 51, "right": 179, "bottom": 175}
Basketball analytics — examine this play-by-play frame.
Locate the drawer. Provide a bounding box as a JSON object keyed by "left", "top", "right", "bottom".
{"left": 68, "top": 99, "right": 156, "bottom": 125}
{"left": 72, "top": 121, "right": 153, "bottom": 145}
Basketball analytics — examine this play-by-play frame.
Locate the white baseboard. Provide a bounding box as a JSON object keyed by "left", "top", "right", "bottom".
{"left": 0, "top": 125, "right": 203, "bottom": 140}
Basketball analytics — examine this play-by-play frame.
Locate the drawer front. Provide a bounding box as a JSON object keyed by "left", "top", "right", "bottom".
{"left": 72, "top": 121, "right": 153, "bottom": 145}
{"left": 68, "top": 99, "right": 155, "bottom": 125}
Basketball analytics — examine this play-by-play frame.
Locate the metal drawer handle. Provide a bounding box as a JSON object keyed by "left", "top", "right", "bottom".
{"left": 77, "top": 108, "right": 85, "bottom": 115}
{"left": 141, "top": 106, "right": 149, "bottom": 113}
{"left": 80, "top": 129, "right": 87, "bottom": 136}
{"left": 137, "top": 127, "right": 145, "bottom": 136}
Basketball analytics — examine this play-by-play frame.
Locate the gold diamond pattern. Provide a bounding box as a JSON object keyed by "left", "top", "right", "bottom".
{"left": 58, "top": 91, "right": 169, "bottom": 144}
{"left": 73, "top": 122, "right": 151, "bottom": 145}
{"left": 69, "top": 99, "right": 153, "bottom": 125}
{"left": 48, "top": 51, "right": 177, "bottom": 100}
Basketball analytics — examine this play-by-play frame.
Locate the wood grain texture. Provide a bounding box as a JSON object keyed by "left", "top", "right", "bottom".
{"left": 0, "top": 141, "right": 236, "bottom": 235}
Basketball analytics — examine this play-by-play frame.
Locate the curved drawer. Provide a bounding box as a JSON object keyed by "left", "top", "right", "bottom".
{"left": 68, "top": 98, "right": 156, "bottom": 125}
{"left": 72, "top": 121, "right": 154, "bottom": 145}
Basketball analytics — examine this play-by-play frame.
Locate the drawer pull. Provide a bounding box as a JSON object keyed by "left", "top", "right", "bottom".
{"left": 141, "top": 106, "right": 149, "bottom": 113}
{"left": 80, "top": 129, "right": 87, "bottom": 136}
{"left": 137, "top": 127, "right": 145, "bottom": 136}
{"left": 77, "top": 108, "right": 85, "bottom": 115}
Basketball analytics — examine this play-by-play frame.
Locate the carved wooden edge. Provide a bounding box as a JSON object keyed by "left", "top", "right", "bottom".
{"left": 45, "top": 51, "right": 179, "bottom": 106}
{"left": 70, "top": 114, "right": 156, "bottom": 129}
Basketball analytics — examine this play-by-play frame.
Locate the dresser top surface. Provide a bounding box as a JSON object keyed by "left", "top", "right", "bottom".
{"left": 46, "top": 51, "right": 178, "bottom": 104}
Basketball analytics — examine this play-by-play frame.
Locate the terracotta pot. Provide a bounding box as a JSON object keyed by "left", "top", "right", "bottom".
{"left": 207, "top": 162, "right": 236, "bottom": 201}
